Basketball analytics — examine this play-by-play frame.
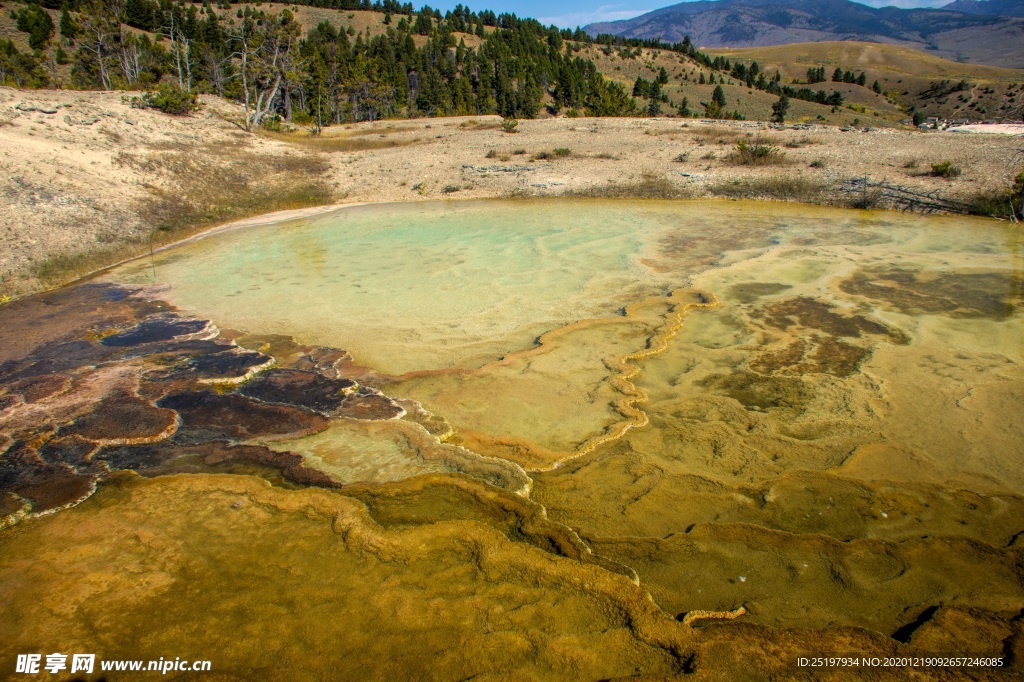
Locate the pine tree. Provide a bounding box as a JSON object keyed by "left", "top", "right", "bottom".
{"left": 60, "top": 7, "right": 78, "bottom": 40}
{"left": 771, "top": 94, "right": 789, "bottom": 123}
{"left": 712, "top": 84, "right": 726, "bottom": 106}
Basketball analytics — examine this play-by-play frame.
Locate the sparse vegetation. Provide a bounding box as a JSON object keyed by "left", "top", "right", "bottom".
{"left": 691, "top": 126, "right": 744, "bottom": 145}
{"left": 259, "top": 129, "right": 421, "bottom": 152}
{"left": 729, "top": 139, "right": 786, "bottom": 166}
{"left": 27, "top": 142, "right": 336, "bottom": 289}
{"left": 131, "top": 84, "right": 200, "bottom": 116}
{"left": 930, "top": 161, "right": 962, "bottom": 179}
{"left": 565, "top": 172, "right": 689, "bottom": 199}
{"left": 707, "top": 177, "right": 825, "bottom": 203}
{"left": 501, "top": 118, "right": 519, "bottom": 134}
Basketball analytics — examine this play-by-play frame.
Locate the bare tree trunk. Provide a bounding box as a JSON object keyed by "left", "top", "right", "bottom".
{"left": 183, "top": 36, "right": 193, "bottom": 92}
{"left": 90, "top": 29, "right": 111, "bottom": 90}
{"left": 171, "top": 14, "right": 183, "bottom": 89}
{"left": 241, "top": 44, "right": 252, "bottom": 131}
{"left": 119, "top": 28, "right": 142, "bottom": 85}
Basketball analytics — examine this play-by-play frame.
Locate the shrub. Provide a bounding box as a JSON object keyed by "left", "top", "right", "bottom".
{"left": 673, "top": 152, "right": 689, "bottom": 163}
{"left": 131, "top": 84, "right": 199, "bottom": 116}
{"left": 809, "top": 159, "right": 826, "bottom": 168}
{"left": 261, "top": 115, "right": 283, "bottom": 131}
{"left": 729, "top": 139, "right": 785, "bottom": 166}
{"left": 553, "top": 147, "right": 571, "bottom": 156}
{"left": 500, "top": 117, "right": 519, "bottom": 133}
{"left": 442, "top": 184, "right": 461, "bottom": 194}
{"left": 930, "top": 161, "right": 962, "bottom": 179}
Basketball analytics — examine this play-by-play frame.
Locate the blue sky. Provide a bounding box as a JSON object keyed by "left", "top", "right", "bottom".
{"left": 427, "top": 1, "right": 952, "bottom": 29}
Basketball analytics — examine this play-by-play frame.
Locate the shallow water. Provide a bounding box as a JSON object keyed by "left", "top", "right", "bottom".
{"left": 3, "top": 199, "right": 1022, "bottom": 677}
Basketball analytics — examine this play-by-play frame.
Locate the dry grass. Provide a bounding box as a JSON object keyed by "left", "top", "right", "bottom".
{"left": 691, "top": 126, "right": 745, "bottom": 145}
{"left": 707, "top": 177, "right": 825, "bottom": 203}
{"left": 784, "top": 135, "right": 821, "bottom": 148}
{"left": 563, "top": 172, "right": 691, "bottom": 199}
{"left": 458, "top": 119, "right": 502, "bottom": 130}
{"left": 259, "top": 129, "right": 421, "bottom": 152}
{"left": 343, "top": 124, "right": 422, "bottom": 137}
{"left": 33, "top": 143, "right": 335, "bottom": 287}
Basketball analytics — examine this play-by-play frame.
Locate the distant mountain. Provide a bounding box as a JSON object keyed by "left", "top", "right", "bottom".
{"left": 942, "top": 0, "right": 1024, "bottom": 16}
{"left": 584, "top": 0, "right": 1024, "bottom": 68}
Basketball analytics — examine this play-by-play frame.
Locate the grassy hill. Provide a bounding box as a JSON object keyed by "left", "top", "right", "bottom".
{"left": 707, "top": 41, "right": 1024, "bottom": 122}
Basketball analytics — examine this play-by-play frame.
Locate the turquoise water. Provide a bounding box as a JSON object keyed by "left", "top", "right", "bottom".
{"left": 112, "top": 200, "right": 676, "bottom": 374}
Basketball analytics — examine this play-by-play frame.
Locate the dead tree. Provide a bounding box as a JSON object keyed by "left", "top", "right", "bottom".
{"left": 837, "top": 178, "right": 965, "bottom": 214}
{"left": 228, "top": 11, "right": 301, "bottom": 131}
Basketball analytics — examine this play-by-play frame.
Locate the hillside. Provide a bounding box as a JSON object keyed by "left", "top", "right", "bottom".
{"left": 942, "top": 0, "right": 1024, "bottom": 15}
{"left": 585, "top": 0, "right": 1024, "bottom": 68}
{"left": 3, "top": 1, "right": 1023, "bottom": 128}
{"left": 705, "top": 41, "right": 1024, "bottom": 122}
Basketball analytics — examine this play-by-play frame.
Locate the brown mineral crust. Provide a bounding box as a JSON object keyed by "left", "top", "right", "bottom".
{"left": 0, "top": 442, "right": 98, "bottom": 513}
{"left": 98, "top": 317, "right": 213, "bottom": 347}
{"left": 175, "top": 441, "right": 342, "bottom": 489}
{"left": 37, "top": 436, "right": 99, "bottom": 468}
{"left": 182, "top": 348, "right": 275, "bottom": 383}
{"left": 114, "top": 338, "right": 234, "bottom": 365}
{"left": 6, "top": 375, "right": 72, "bottom": 404}
{"left": 0, "top": 283, "right": 164, "bottom": 365}
{"left": 59, "top": 392, "right": 179, "bottom": 445}
{"left": 94, "top": 441, "right": 341, "bottom": 489}
{"left": 335, "top": 387, "right": 406, "bottom": 420}
{"left": 0, "top": 339, "right": 119, "bottom": 382}
{"left": 0, "top": 491, "right": 24, "bottom": 519}
{"left": 238, "top": 368, "right": 357, "bottom": 414}
{"left": 158, "top": 391, "right": 330, "bottom": 441}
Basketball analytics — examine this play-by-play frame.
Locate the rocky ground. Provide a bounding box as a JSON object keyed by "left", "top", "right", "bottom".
{"left": 2, "top": 85, "right": 1021, "bottom": 297}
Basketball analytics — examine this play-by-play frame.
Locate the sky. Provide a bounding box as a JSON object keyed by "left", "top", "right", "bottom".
{"left": 425, "top": 0, "right": 954, "bottom": 29}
